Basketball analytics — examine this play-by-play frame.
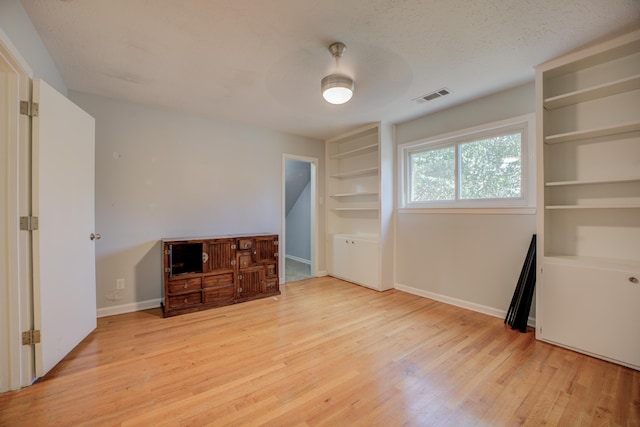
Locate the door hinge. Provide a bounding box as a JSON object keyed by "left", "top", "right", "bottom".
{"left": 20, "top": 101, "right": 39, "bottom": 117}
{"left": 22, "top": 330, "right": 41, "bottom": 345}
{"left": 19, "top": 216, "right": 39, "bottom": 231}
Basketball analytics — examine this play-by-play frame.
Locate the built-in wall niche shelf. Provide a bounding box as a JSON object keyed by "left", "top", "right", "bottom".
{"left": 545, "top": 177, "right": 640, "bottom": 187}
{"left": 536, "top": 30, "right": 640, "bottom": 371}
{"left": 330, "top": 167, "right": 379, "bottom": 179}
{"left": 544, "top": 255, "right": 640, "bottom": 271}
{"left": 326, "top": 122, "right": 394, "bottom": 292}
{"left": 329, "top": 143, "right": 379, "bottom": 159}
{"left": 545, "top": 121, "right": 640, "bottom": 144}
{"left": 544, "top": 74, "right": 640, "bottom": 110}
{"left": 544, "top": 121, "right": 640, "bottom": 144}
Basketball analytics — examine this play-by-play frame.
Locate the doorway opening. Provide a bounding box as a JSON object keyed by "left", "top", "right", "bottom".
{"left": 282, "top": 155, "right": 317, "bottom": 283}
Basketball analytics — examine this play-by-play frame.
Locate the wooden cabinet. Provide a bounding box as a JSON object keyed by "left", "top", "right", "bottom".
{"left": 162, "top": 234, "right": 279, "bottom": 317}
{"left": 326, "top": 122, "right": 393, "bottom": 291}
{"left": 535, "top": 30, "right": 640, "bottom": 369}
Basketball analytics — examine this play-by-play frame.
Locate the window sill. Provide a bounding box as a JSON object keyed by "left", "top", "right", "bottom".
{"left": 397, "top": 207, "right": 536, "bottom": 215}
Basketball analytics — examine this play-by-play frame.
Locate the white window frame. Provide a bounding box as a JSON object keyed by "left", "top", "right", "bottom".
{"left": 398, "top": 114, "right": 536, "bottom": 213}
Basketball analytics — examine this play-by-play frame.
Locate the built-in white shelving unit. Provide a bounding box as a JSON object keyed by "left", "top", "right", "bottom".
{"left": 535, "top": 30, "right": 640, "bottom": 370}
{"left": 326, "top": 122, "right": 394, "bottom": 291}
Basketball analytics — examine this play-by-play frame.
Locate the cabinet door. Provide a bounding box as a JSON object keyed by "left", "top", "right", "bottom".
{"left": 350, "top": 238, "right": 379, "bottom": 289}
{"left": 540, "top": 262, "right": 640, "bottom": 368}
{"left": 331, "top": 236, "right": 350, "bottom": 280}
{"left": 255, "top": 236, "right": 278, "bottom": 263}
{"left": 209, "top": 239, "right": 235, "bottom": 273}
{"left": 237, "top": 266, "right": 266, "bottom": 299}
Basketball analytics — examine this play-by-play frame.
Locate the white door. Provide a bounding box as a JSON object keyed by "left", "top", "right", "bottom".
{"left": 31, "top": 79, "right": 96, "bottom": 377}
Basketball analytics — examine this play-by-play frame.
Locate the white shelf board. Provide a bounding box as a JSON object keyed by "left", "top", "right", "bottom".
{"left": 330, "top": 192, "right": 379, "bottom": 198}
{"left": 544, "top": 255, "right": 640, "bottom": 271}
{"left": 329, "top": 143, "right": 378, "bottom": 159}
{"left": 544, "top": 121, "right": 640, "bottom": 144}
{"left": 544, "top": 74, "right": 640, "bottom": 110}
{"left": 545, "top": 204, "right": 640, "bottom": 210}
{"left": 545, "top": 177, "right": 640, "bottom": 186}
{"left": 326, "top": 122, "right": 378, "bottom": 144}
{"left": 331, "top": 207, "right": 378, "bottom": 212}
{"left": 538, "top": 36, "right": 640, "bottom": 77}
{"left": 330, "top": 167, "right": 379, "bottom": 179}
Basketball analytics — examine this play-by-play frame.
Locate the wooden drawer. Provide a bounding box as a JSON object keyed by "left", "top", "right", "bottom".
{"left": 266, "top": 278, "right": 278, "bottom": 292}
{"left": 168, "top": 292, "right": 201, "bottom": 309}
{"left": 238, "top": 239, "right": 253, "bottom": 250}
{"left": 168, "top": 277, "right": 202, "bottom": 294}
{"left": 238, "top": 253, "right": 252, "bottom": 268}
{"left": 203, "top": 273, "right": 233, "bottom": 288}
{"left": 265, "top": 262, "right": 277, "bottom": 277}
{"left": 203, "top": 285, "right": 235, "bottom": 304}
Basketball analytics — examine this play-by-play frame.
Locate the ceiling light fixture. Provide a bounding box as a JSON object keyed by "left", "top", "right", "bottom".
{"left": 321, "top": 42, "right": 354, "bottom": 105}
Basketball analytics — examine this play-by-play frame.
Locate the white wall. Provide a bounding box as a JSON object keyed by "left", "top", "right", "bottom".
{"left": 69, "top": 91, "right": 325, "bottom": 313}
{"left": 394, "top": 82, "right": 537, "bottom": 318}
{"left": 0, "top": 0, "right": 67, "bottom": 94}
{"left": 286, "top": 180, "right": 311, "bottom": 262}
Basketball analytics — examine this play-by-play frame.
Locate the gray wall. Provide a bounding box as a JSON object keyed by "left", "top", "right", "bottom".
{"left": 286, "top": 180, "right": 311, "bottom": 262}
{"left": 69, "top": 91, "right": 325, "bottom": 313}
{"left": 394, "top": 82, "right": 537, "bottom": 317}
{"left": 0, "top": 0, "right": 67, "bottom": 94}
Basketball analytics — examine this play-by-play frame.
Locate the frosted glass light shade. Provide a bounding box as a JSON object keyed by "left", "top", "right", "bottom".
{"left": 321, "top": 74, "right": 354, "bottom": 104}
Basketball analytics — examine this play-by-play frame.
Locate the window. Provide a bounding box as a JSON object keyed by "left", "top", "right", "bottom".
{"left": 400, "top": 115, "right": 534, "bottom": 209}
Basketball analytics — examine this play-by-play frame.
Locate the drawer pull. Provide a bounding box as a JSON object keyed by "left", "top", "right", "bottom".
{"left": 184, "top": 298, "right": 188, "bottom": 303}
{"left": 629, "top": 277, "right": 639, "bottom": 284}
{"left": 183, "top": 284, "right": 188, "bottom": 289}
{"left": 238, "top": 287, "right": 243, "bottom": 293}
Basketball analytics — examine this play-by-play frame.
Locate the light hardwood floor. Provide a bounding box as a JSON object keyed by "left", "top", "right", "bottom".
{"left": 1, "top": 277, "right": 638, "bottom": 426}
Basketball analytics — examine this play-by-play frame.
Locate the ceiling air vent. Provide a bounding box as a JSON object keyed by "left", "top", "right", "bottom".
{"left": 412, "top": 88, "right": 451, "bottom": 104}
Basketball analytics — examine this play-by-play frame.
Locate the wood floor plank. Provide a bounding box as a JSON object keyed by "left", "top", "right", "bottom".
{"left": 1, "top": 277, "right": 638, "bottom": 426}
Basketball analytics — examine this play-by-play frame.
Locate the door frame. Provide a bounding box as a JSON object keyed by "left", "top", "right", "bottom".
{"left": 0, "top": 28, "right": 35, "bottom": 392}
{"left": 281, "top": 154, "right": 318, "bottom": 283}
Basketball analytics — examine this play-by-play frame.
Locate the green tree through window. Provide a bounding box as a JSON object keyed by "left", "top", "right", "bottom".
{"left": 410, "top": 145, "right": 455, "bottom": 201}
{"left": 460, "top": 133, "right": 521, "bottom": 199}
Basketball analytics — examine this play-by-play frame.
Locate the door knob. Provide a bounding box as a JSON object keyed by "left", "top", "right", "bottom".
{"left": 90, "top": 233, "right": 101, "bottom": 241}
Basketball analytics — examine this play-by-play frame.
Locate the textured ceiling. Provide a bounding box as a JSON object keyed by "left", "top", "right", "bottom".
{"left": 20, "top": 0, "right": 640, "bottom": 140}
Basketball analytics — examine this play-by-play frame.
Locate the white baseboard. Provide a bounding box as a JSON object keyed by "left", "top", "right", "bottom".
{"left": 285, "top": 254, "right": 311, "bottom": 265}
{"left": 394, "top": 283, "right": 536, "bottom": 327}
{"left": 316, "top": 270, "right": 328, "bottom": 277}
{"left": 97, "top": 298, "right": 162, "bottom": 318}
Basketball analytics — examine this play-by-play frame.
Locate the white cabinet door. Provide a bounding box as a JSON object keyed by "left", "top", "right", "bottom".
{"left": 331, "top": 235, "right": 379, "bottom": 289}
{"left": 32, "top": 79, "right": 97, "bottom": 377}
{"left": 331, "top": 235, "right": 350, "bottom": 280}
{"left": 350, "top": 238, "right": 379, "bottom": 289}
{"left": 540, "top": 262, "right": 640, "bottom": 369}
